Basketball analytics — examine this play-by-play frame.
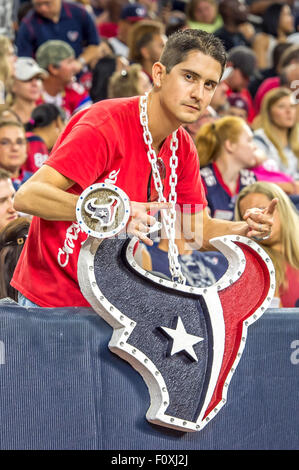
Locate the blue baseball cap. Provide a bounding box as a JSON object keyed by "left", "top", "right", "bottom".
{"left": 120, "top": 3, "right": 147, "bottom": 22}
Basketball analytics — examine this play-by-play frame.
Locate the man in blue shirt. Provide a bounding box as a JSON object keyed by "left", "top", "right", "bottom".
{"left": 16, "top": 0, "right": 100, "bottom": 73}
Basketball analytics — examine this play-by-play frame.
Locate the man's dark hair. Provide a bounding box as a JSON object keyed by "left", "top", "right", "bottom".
{"left": 160, "top": 29, "right": 227, "bottom": 76}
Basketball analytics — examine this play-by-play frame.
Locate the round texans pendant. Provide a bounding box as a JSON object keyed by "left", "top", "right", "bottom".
{"left": 76, "top": 183, "right": 131, "bottom": 239}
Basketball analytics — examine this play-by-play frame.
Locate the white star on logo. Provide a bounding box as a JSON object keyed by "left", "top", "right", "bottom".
{"left": 161, "top": 316, "right": 204, "bottom": 362}
{"left": 98, "top": 209, "right": 107, "bottom": 218}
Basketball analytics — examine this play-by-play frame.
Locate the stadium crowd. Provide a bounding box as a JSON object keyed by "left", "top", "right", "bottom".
{"left": 1, "top": 0, "right": 299, "bottom": 308}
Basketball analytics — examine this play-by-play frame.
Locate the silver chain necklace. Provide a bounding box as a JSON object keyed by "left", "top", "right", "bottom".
{"left": 140, "top": 93, "right": 186, "bottom": 284}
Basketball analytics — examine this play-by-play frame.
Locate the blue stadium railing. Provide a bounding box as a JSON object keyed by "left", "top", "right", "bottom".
{"left": 0, "top": 299, "right": 298, "bottom": 450}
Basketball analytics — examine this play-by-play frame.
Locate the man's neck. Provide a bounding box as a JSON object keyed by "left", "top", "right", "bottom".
{"left": 38, "top": 3, "right": 61, "bottom": 24}
{"left": 146, "top": 90, "right": 181, "bottom": 151}
{"left": 223, "top": 22, "right": 238, "bottom": 33}
{"left": 42, "top": 77, "right": 64, "bottom": 96}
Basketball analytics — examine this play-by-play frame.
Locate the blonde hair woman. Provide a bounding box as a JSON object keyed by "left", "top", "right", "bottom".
{"left": 0, "top": 36, "right": 16, "bottom": 104}
{"left": 235, "top": 181, "right": 299, "bottom": 307}
{"left": 196, "top": 116, "right": 257, "bottom": 220}
{"left": 253, "top": 87, "right": 299, "bottom": 180}
{"left": 108, "top": 63, "right": 151, "bottom": 98}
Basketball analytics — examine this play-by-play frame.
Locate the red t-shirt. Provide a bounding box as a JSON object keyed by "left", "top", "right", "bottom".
{"left": 12, "top": 96, "right": 207, "bottom": 307}
{"left": 25, "top": 132, "right": 49, "bottom": 173}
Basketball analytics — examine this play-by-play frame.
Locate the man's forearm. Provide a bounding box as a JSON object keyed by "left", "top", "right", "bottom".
{"left": 14, "top": 181, "right": 78, "bottom": 221}
{"left": 79, "top": 45, "right": 100, "bottom": 65}
{"left": 183, "top": 210, "right": 249, "bottom": 251}
{"left": 201, "top": 218, "right": 249, "bottom": 250}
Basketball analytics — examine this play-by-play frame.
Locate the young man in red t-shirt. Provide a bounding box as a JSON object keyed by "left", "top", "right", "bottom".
{"left": 12, "top": 29, "right": 276, "bottom": 308}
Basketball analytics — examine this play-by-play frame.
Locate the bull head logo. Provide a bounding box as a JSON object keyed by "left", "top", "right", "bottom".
{"left": 84, "top": 196, "right": 120, "bottom": 228}
{"left": 78, "top": 234, "right": 275, "bottom": 432}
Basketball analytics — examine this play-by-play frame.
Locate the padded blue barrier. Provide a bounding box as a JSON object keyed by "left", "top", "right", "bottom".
{"left": 0, "top": 299, "right": 298, "bottom": 450}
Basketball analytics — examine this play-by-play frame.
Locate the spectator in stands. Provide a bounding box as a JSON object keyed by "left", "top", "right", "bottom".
{"left": 226, "top": 93, "right": 249, "bottom": 121}
{"left": 0, "top": 106, "right": 21, "bottom": 124}
{"left": 252, "top": 3, "right": 294, "bottom": 70}
{"left": 249, "top": 42, "right": 291, "bottom": 101}
{"left": 209, "top": 67, "right": 232, "bottom": 116}
{"left": 165, "top": 10, "right": 188, "bottom": 37}
{"left": 128, "top": 20, "right": 166, "bottom": 82}
{"left": 0, "top": 121, "right": 32, "bottom": 191}
{"left": 0, "top": 168, "right": 18, "bottom": 231}
{"left": 254, "top": 43, "right": 299, "bottom": 113}
{"left": 224, "top": 46, "right": 260, "bottom": 123}
{"left": 247, "top": 0, "right": 294, "bottom": 16}
{"left": 253, "top": 87, "right": 299, "bottom": 179}
{"left": 141, "top": 229, "right": 228, "bottom": 287}
{"left": 0, "top": 0, "right": 16, "bottom": 39}
{"left": 0, "top": 217, "right": 30, "bottom": 301}
{"left": 35, "top": 40, "right": 92, "bottom": 119}
{"left": 108, "top": 3, "right": 148, "bottom": 58}
{"left": 254, "top": 61, "right": 299, "bottom": 114}
{"left": 10, "top": 57, "right": 46, "bottom": 126}
{"left": 25, "top": 103, "right": 66, "bottom": 174}
{"left": 94, "top": 0, "right": 128, "bottom": 39}
{"left": 184, "top": 105, "right": 218, "bottom": 142}
{"left": 90, "top": 55, "right": 118, "bottom": 102}
{"left": 108, "top": 63, "right": 151, "bottom": 98}
{"left": 185, "top": 0, "right": 223, "bottom": 33}
{"left": 0, "top": 36, "right": 16, "bottom": 104}
{"left": 16, "top": 0, "right": 100, "bottom": 73}
{"left": 235, "top": 181, "right": 299, "bottom": 308}
{"left": 214, "top": 0, "right": 255, "bottom": 51}
{"left": 196, "top": 116, "right": 257, "bottom": 220}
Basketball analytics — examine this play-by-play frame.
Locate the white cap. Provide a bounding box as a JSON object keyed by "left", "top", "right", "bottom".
{"left": 14, "top": 57, "right": 48, "bottom": 81}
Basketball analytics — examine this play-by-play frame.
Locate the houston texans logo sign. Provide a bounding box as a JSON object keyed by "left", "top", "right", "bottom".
{"left": 77, "top": 185, "right": 275, "bottom": 432}
{"left": 84, "top": 196, "right": 120, "bottom": 227}
{"left": 76, "top": 183, "right": 130, "bottom": 239}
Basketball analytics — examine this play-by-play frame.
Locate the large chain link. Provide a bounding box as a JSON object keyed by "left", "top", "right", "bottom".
{"left": 140, "top": 94, "right": 186, "bottom": 284}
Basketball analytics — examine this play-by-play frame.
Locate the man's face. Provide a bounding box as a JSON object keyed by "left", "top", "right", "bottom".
{"left": 157, "top": 50, "right": 222, "bottom": 126}
{"left": 227, "top": 105, "right": 248, "bottom": 120}
{"left": 226, "top": 68, "right": 249, "bottom": 92}
{"left": 0, "top": 126, "right": 27, "bottom": 174}
{"left": 0, "top": 179, "right": 18, "bottom": 230}
{"left": 144, "top": 34, "right": 167, "bottom": 65}
{"left": 194, "top": 1, "right": 217, "bottom": 24}
{"left": 12, "top": 76, "right": 43, "bottom": 102}
{"left": 226, "top": 0, "right": 248, "bottom": 24}
{"left": 210, "top": 80, "right": 228, "bottom": 111}
{"left": 54, "top": 57, "right": 77, "bottom": 84}
{"left": 32, "top": 0, "right": 61, "bottom": 20}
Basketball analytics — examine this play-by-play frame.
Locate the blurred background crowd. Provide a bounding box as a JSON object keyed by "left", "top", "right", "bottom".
{"left": 1, "top": 0, "right": 299, "bottom": 308}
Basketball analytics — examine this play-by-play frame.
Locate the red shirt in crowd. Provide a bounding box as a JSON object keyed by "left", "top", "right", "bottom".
{"left": 24, "top": 132, "right": 49, "bottom": 173}
{"left": 37, "top": 81, "right": 92, "bottom": 119}
{"left": 12, "top": 96, "right": 207, "bottom": 307}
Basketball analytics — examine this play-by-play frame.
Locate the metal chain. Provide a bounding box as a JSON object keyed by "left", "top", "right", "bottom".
{"left": 140, "top": 93, "right": 186, "bottom": 284}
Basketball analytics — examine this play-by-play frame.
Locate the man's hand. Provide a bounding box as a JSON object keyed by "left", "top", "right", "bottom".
{"left": 242, "top": 198, "right": 278, "bottom": 239}
{"left": 127, "top": 201, "right": 171, "bottom": 246}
